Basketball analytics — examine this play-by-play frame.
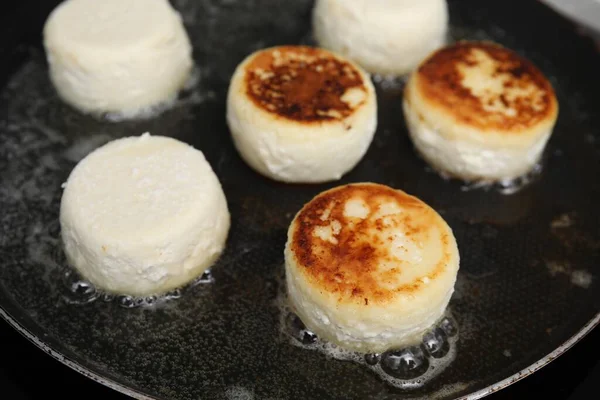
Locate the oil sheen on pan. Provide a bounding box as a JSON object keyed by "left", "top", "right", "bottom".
{"left": 1, "top": 0, "right": 600, "bottom": 399}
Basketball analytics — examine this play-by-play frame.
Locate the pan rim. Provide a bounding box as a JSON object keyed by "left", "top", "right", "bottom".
{"left": 1, "top": 303, "right": 598, "bottom": 400}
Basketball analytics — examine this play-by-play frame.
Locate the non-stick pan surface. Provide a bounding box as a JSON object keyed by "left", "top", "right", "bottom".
{"left": 1, "top": 0, "right": 600, "bottom": 399}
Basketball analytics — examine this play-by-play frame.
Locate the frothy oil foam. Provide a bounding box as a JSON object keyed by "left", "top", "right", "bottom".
{"left": 273, "top": 267, "right": 459, "bottom": 391}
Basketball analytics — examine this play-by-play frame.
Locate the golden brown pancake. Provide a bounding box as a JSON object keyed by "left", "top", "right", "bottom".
{"left": 291, "top": 183, "right": 453, "bottom": 306}
{"left": 284, "top": 182, "right": 460, "bottom": 352}
{"left": 226, "top": 46, "right": 377, "bottom": 183}
{"left": 411, "top": 41, "right": 558, "bottom": 134}
{"left": 244, "top": 46, "right": 368, "bottom": 123}
{"left": 403, "top": 41, "right": 559, "bottom": 182}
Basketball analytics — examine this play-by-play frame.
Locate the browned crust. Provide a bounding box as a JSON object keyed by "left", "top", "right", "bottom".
{"left": 244, "top": 45, "right": 367, "bottom": 123}
{"left": 290, "top": 183, "right": 452, "bottom": 306}
{"left": 414, "top": 41, "right": 558, "bottom": 132}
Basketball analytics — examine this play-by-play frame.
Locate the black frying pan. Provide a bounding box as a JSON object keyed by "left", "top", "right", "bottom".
{"left": 1, "top": 0, "right": 600, "bottom": 399}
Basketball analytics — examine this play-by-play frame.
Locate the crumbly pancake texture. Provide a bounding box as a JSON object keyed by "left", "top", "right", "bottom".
{"left": 244, "top": 46, "right": 368, "bottom": 122}
{"left": 285, "top": 183, "right": 460, "bottom": 352}
{"left": 312, "top": 0, "right": 449, "bottom": 76}
{"left": 59, "top": 134, "right": 230, "bottom": 297}
{"left": 407, "top": 41, "right": 558, "bottom": 146}
{"left": 43, "top": 0, "right": 193, "bottom": 117}
{"left": 403, "top": 41, "right": 559, "bottom": 181}
{"left": 226, "top": 46, "right": 377, "bottom": 183}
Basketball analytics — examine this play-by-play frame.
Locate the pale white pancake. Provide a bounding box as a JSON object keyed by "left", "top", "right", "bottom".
{"left": 60, "top": 133, "right": 230, "bottom": 296}
{"left": 312, "top": 0, "right": 448, "bottom": 76}
{"left": 43, "top": 0, "right": 193, "bottom": 117}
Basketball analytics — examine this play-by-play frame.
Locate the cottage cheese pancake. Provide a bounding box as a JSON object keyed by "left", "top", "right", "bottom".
{"left": 404, "top": 41, "right": 559, "bottom": 182}
{"left": 312, "top": 0, "right": 448, "bottom": 76}
{"left": 59, "top": 133, "right": 230, "bottom": 296}
{"left": 43, "top": 0, "right": 193, "bottom": 117}
{"left": 284, "top": 183, "right": 460, "bottom": 353}
{"left": 226, "top": 45, "right": 377, "bottom": 183}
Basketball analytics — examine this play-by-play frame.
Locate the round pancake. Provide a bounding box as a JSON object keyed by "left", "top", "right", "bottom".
{"left": 226, "top": 46, "right": 377, "bottom": 183}
{"left": 312, "top": 0, "right": 449, "bottom": 76}
{"left": 284, "top": 183, "right": 460, "bottom": 352}
{"left": 243, "top": 45, "right": 369, "bottom": 123}
{"left": 43, "top": 0, "right": 193, "bottom": 117}
{"left": 403, "top": 41, "right": 559, "bottom": 181}
{"left": 59, "top": 133, "right": 230, "bottom": 296}
{"left": 406, "top": 40, "right": 558, "bottom": 147}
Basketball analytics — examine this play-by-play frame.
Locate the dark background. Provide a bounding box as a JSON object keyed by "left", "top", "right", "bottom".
{"left": 1, "top": 317, "right": 599, "bottom": 399}
{"left": 1, "top": 0, "right": 599, "bottom": 398}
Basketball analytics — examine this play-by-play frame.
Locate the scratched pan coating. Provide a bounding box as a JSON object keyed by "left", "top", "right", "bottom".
{"left": 1, "top": 0, "right": 600, "bottom": 399}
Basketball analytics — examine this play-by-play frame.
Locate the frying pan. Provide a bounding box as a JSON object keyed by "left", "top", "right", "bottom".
{"left": 1, "top": 0, "right": 600, "bottom": 399}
